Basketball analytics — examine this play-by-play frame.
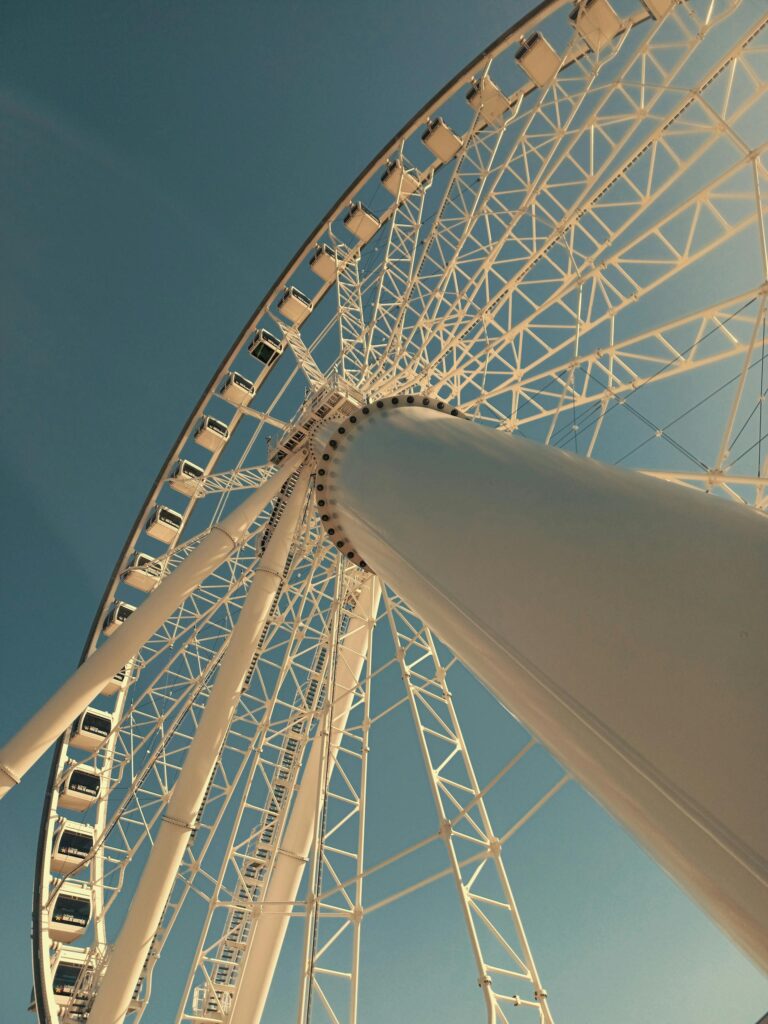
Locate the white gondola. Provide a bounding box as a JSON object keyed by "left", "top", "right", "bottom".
{"left": 381, "top": 159, "right": 420, "bottom": 198}
{"left": 277, "top": 285, "right": 313, "bottom": 325}
{"left": 218, "top": 371, "right": 255, "bottom": 406}
{"left": 58, "top": 765, "right": 101, "bottom": 812}
{"left": 569, "top": 0, "right": 621, "bottom": 50}
{"left": 49, "top": 880, "right": 92, "bottom": 943}
{"left": 466, "top": 76, "right": 511, "bottom": 125}
{"left": 640, "top": 0, "right": 675, "bottom": 18}
{"left": 343, "top": 202, "right": 381, "bottom": 242}
{"left": 194, "top": 414, "right": 230, "bottom": 452}
{"left": 51, "top": 821, "right": 95, "bottom": 875}
{"left": 120, "top": 552, "right": 163, "bottom": 593}
{"left": 309, "top": 243, "right": 340, "bottom": 283}
{"left": 102, "top": 601, "right": 136, "bottom": 637}
{"left": 169, "top": 458, "right": 205, "bottom": 497}
{"left": 51, "top": 945, "right": 90, "bottom": 1009}
{"left": 421, "top": 117, "right": 462, "bottom": 162}
{"left": 248, "top": 328, "right": 283, "bottom": 366}
{"left": 69, "top": 706, "right": 113, "bottom": 752}
{"left": 102, "top": 660, "right": 133, "bottom": 696}
{"left": 146, "top": 504, "right": 183, "bottom": 544}
{"left": 515, "top": 33, "right": 560, "bottom": 88}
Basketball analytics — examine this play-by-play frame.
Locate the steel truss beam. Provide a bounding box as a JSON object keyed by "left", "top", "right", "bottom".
{"left": 383, "top": 589, "right": 556, "bottom": 1023}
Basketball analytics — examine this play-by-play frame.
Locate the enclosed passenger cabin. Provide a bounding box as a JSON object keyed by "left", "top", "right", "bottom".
{"left": 51, "top": 821, "right": 95, "bottom": 875}
{"left": 49, "top": 880, "right": 92, "bottom": 943}
{"left": 170, "top": 458, "right": 204, "bottom": 497}
{"left": 120, "top": 552, "right": 163, "bottom": 593}
{"left": 343, "top": 202, "right": 380, "bottom": 242}
{"left": 309, "top": 243, "right": 340, "bottom": 283}
{"left": 381, "top": 160, "right": 420, "bottom": 199}
{"left": 194, "top": 414, "right": 229, "bottom": 453}
{"left": 102, "top": 601, "right": 136, "bottom": 637}
{"left": 421, "top": 118, "right": 462, "bottom": 162}
{"left": 277, "top": 285, "right": 313, "bottom": 325}
{"left": 515, "top": 33, "right": 560, "bottom": 88}
{"left": 569, "top": 0, "right": 621, "bottom": 50}
{"left": 248, "top": 328, "right": 283, "bottom": 366}
{"left": 51, "top": 946, "right": 90, "bottom": 1009}
{"left": 466, "top": 76, "right": 511, "bottom": 125}
{"left": 58, "top": 765, "right": 101, "bottom": 812}
{"left": 219, "top": 371, "right": 255, "bottom": 406}
{"left": 70, "top": 706, "right": 112, "bottom": 753}
{"left": 146, "top": 504, "right": 183, "bottom": 544}
{"left": 102, "top": 660, "right": 133, "bottom": 696}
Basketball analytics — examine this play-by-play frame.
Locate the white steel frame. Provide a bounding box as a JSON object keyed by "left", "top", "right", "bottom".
{"left": 0, "top": 1, "right": 762, "bottom": 1021}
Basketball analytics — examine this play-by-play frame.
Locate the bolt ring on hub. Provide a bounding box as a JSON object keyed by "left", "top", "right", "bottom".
{"left": 311, "top": 394, "right": 463, "bottom": 570}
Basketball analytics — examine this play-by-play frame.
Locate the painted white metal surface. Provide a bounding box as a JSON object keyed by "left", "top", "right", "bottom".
{"left": 87, "top": 468, "right": 309, "bottom": 1024}
{"left": 23, "top": 5, "right": 768, "bottom": 1019}
{"left": 317, "top": 403, "right": 768, "bottom": 969}
{"left": 227, "top": 574, "right": 380, "bottom": 1024}
{"left": 0, "top": 456, "right": 299, "bottom": 801}
{"left": 421, "top": 118, "right": 462, "bottom": 162}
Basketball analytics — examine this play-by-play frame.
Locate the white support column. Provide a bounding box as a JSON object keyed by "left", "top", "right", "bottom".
{"left": 227, "top": 574, "right": 380, "bottom": 1024}
{"left": 314, "top": 401, "right": 768, "bottom": 970}
{"left": 86, "top": 467, "right": 309, "bottom": 1024}
{"left": 0, "top": 457, "right": 300, "bottom": 801}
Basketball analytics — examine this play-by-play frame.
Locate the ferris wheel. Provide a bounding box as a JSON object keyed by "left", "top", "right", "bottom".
{"left": 1, "top": 0, "right": 767, "bottom": 1020}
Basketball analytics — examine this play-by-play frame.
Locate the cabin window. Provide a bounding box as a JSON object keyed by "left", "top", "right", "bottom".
{"left": 81, "top": 712, "right": 110, "bottom": 736}
{"left": 59, "top": 830, "right": 94, "bottom": 858}
{"left": 52, "top": 895, "right": 90, "bottom": 927}
{"left": 69, "top": 770, "right": 100, "bottom": 796}
{"left": 252, "top": 341, "right": 278, "bottom": 364}
{"left": 53, "top": 962, "right": 82, "bottom": 995}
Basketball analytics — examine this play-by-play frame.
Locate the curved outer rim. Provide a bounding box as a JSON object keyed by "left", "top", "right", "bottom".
{"left": 30, "top": 0, "right": 641, "bottom": 1018}
{"left": 313, "top": 395, "right": 463, "bottom": 569}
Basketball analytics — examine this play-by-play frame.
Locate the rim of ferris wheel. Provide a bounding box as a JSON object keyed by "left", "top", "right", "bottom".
{"left": 16, "top": 0, "right": 768, "bottom": 1020}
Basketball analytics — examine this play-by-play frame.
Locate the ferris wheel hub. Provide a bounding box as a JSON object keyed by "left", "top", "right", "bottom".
{"left": 310, "top": 394, "right": 463, "bottom": 568}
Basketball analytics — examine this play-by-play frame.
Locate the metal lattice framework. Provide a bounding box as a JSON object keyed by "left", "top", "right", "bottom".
{"left": 21, "top": 1, "right": 768, "bottom": 1021}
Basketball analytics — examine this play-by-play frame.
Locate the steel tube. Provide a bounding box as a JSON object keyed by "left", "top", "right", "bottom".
{"left": 317, "top": 402, "right": 768, "bottom": 969}
{"left": 86, "top": 468, "right": 309, "bottom": 1024}
{"left": 227, "top": 574, "right": 380, "bottom": 1024}
{"left": 0, "top": 458, "right": 300, "bottom": 801}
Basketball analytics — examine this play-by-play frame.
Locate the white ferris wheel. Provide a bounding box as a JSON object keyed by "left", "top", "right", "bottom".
{"left": 1, "top": 0, "right": 767, "bottom": 1021}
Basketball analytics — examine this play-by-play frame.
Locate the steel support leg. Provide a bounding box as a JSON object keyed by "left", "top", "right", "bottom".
{"left": 0, "top": 457, "right": 300, "bottom": 801}
{"left": 314, "top": 402, "right": 768, "bottom": 968}
{"left": 227, "top": 574, "right": 380, "bottom": 1024}
{"left": 87, "top": 468, "right": 309, "bottom": 1024}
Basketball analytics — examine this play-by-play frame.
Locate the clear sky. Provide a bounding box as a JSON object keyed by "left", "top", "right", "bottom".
{"left": 0, "top": 1, "right": 766, "bottom": 1022}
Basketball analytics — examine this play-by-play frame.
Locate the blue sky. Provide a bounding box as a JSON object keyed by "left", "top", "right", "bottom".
{"left": 1, "top": 1, "right": 766, "bottom": 1022}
